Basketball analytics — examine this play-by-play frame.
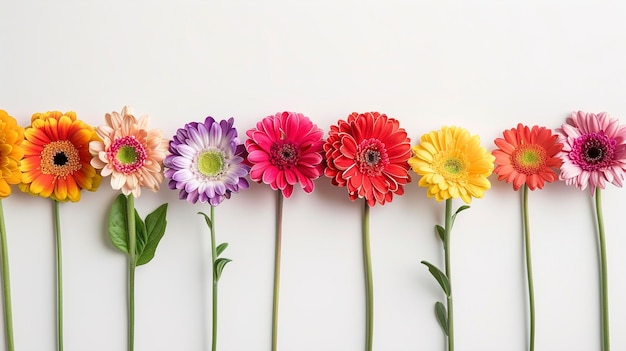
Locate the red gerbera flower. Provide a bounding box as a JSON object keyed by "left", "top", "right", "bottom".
{"left": 245, "top": 111, "right": 324, "bottom": 198}
{"left": 493, "top": 123, "right": 563, "bottom": 191}
{"left": 324, "top": 112, "right": 412, "bottom": 206}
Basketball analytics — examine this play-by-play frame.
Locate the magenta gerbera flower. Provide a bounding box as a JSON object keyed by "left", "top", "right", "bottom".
{"left": 164, "top": 117, "right": 250, "bottom": 206}
{"left": 245, "top": 111, "right": 324, "bottom": 198}
{"left": 556, "top": 111, "right": 626, "bottom": 194}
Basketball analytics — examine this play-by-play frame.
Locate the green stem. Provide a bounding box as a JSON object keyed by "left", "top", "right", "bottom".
{"left": 0, "top": 200, "right": 14, "bottom": 351}
{"left": 595, "top": 188, "right": 610, "bottom": 351}
{"left": 210, "top": 205, "right": 218, "bottom": 351}
{"left": 53, "top": 200, "right": 64, "bottom": 351}
{"left": 362, "top": 200, "right": 373, "bottom": 351}
{"left": 444, "top": 199, "right": 454, "bottom": 351}
{"left": 522, "top": 186, "right": 535, "bottom": 351}
{"left": 271, "top": 191, "right": 283, "bottom": 351}
{"left": 127, "top": 194, "right": 136, "bottom": 351}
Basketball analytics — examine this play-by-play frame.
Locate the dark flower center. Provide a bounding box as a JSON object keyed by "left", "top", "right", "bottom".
{"left": 270, "top": 142, "right": 299, "bottom": 169}
{"left": 571, "top": 132, "right": 615, "bottom": 171}
{"left": 54, "top": 152, "right": 69, "bottom": 166}
{"left": 41, "top": 140, "right": 82, "bottom": 177}
{"left": 356, "top": 138, "right": 389, "bottom": 176}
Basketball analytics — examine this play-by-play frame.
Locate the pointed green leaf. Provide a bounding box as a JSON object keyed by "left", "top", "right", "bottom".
{"left": 451, "top": 205, "right": 470, "bottom": 228}
{"left": 435, "top": 301, "right": 448, "bottom": 336}
{"left": 214, "top": 257, "right": 232, "bottom": 281}
{"left": 421, "top": 260, "right": 450, "bottom": 296}
{"left": 134, "top": 210, "right": 147, "bottom": 258}
{"left": 108, "top": 194, "right": 128, "bottom": 254}
{"left": 197, "top": 211, "right": 212, "bottom": 230}
{"left": 216, "top": 242, "right": 229, "bottom": 257}
{"left": 136, "top": 203, "right": 168, "bottom": 266}
{"left": 435, "top": 225, "right": 445, "bottom": 241}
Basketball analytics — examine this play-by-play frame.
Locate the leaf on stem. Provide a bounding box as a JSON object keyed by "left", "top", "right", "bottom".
{"left": 136, "top": 203, "right": 168, "bottom": 266}
{"left": 216, "top": 242, "right": 229, "bottom": 257}
{"left": 134, "top": 210, "right": 147, "bottom": 257}
{"left": 108, "top": 194, "right": 128, "bottom": 253}
{"left": 435, "top": 301, "right": 448, "bottom": 336}
{"left": 421, "top": 260, "right": 450, "bottom": 296}
{"left": 214, "top": 257, "right": 232, "bottom": 281}
{"left": 197, "top": 211, "right": 212, "bottom": 230}
{"left": 451, "top": 205, "right": 470, "bottom": 228}
{"left": 435, "top": 225, "right": 445, "bottom": 241}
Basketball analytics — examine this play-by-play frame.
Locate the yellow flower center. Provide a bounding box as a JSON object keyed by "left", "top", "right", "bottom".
{"left": 434, "top": 151, "right": 468, "bottom": 180}
{"left": 512, "top": 144, "right": 546, "bottom": 175}
{"left": 40, "top": 140, "right": 81, "bottom": 177}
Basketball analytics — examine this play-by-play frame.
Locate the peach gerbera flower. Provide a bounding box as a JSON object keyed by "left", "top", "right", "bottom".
{"left": 0, "top": 110, "right": 24, "bottom": 198}
{"left": 19, "top": 111, "right": 101, "bottom": 202}
{"left": 493, "top": 124, "right": 563, "bottom": 191}
{"left": 90, "top": 106, "right": 168, "bottom": 198}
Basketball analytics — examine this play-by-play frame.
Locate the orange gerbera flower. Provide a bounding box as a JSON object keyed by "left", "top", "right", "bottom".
{"left": 19, "top": 111, "right": 101, "bottom": 202}
{"left": 89, "top": 106, "right": 168, "bottom": 198}
{"left": 493, "top": 124, "right": 563, "bottom": 191}
{"left": 0, "top": 110, "right": 24, "bottom": 198}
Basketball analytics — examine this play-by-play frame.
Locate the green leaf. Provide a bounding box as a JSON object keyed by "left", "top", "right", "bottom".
{"left": 421, "top": 260, "right": 450, "bottom": 296}
{"left": 435, "top": 225, "right": 445, "bottom": 241}
{"left": 136, "top": 203, "right": 168, "bottom": 266}
{"left": 216, "top": 242, "right": 229, "bottom": 257}
{"left": 108, "top": 194, "right": 128, "bottom": 254}
{"left": 197, "top": 211, "right": 212, "bottom": 230}
{"left": 451, "top": 205, "right": 470, "bottom": 228}
{"left": 435, "top": 301, "right": 448, "bottom": 336}
{"left": 134, "top": 210, "right": 147, "bottom": 258}
{"left": 214, "top": 257, "right": 232, "bottom": 281}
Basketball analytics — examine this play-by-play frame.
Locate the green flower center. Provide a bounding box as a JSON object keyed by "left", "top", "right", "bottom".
{"left": 197, "top": 150, "right": 225, "bottom": 176}
{"left": 116, "top": 146, "right": 138, "bottom": 165}
{"left": 444, "top": 158, "right": 464, "bottom": 175}
{"left": 512, "top": 144, "right": 546, "bottom": 175}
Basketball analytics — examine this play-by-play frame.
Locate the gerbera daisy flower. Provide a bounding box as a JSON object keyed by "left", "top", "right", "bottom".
{"left": 245, "top": 111, "right": 324, "bottom": 198}
{"left": 0, "top": 110, "right": 24, "bottom": 198}
{"left": 19, "top": 111, "right": 101, "bottom": 202}
{"left": 493, "top": 123, "right": 563, "bottom": 191}
{"left": 556, "top": 111, "right": 626, "bottom": 194}
{"left": 164, "top": 116, "right": 249, "bottom": 206}
{"left": 324, "top": 111, "right": 412, "bottom": 206}
{"left": 409, "top": 126, "right": 494, "bottom": 204}
{"left": 90, "top": 106, "right": 168, "bottom": 198}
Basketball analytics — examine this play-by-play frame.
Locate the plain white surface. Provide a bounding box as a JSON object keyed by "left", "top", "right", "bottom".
{"left": 2, "top": 1, "right": 626, "bottom": 350}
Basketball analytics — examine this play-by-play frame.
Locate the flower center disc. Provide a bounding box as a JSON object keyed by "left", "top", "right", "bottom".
{"left": 356, "top": 138, "right": 389, "bottom": 176}
{"left": 197, "top": 151, "right": 225, "bottom": 177}
{"left": 512, "top": 144, "right": 547, "bottom": 175}
{"left": 108, "top": 136, "right": 147, "bottom": 174}
{"left": 270, "top": 142, "right": 299, "bottom": 170}
{"left": 434, "top": 152, "right": 467, "bottom": 180}
{"left": 41, "top": 140, "right": 81, "bottom": 177}
{"left": 571, "top": 132, "right": 616, "bottom": 171}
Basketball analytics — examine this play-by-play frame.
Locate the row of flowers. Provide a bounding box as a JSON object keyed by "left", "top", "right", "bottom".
{"left": 0, "top": 108, "right": 621, "bottom": 351}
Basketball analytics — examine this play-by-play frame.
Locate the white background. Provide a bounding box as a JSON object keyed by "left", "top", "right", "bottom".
{"left": 2, "top": 1, "right": 626, "bottom": 350}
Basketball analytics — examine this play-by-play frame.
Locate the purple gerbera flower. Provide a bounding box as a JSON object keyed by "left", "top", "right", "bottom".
{"left": 164, "top": 117, "right": 250, "bottom": 205}
{"left": 556, "top": 111, "right": 626, "bottom": 194}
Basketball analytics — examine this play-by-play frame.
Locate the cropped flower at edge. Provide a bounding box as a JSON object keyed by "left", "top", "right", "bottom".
{"left": 0, "top": 110, "right": 24, "bottom": 198}
{"left": 409, "top": 126, "right": 494, "bottom": 204}
{"left": 19, "top": 111, "right": 101, "bottom": 202}
{"left": 245, "top": 111, "right": 324, "bottom": 198}
{"left": 556, "top": 111, "right": 626, "bottom": 195}
{"left": 324, "top": 112, "right": 412, "bottom": 206}
{"left": 493, "top": 123, "right": 563, "bottom": 191}
{"left": 90, "top": 106, "right": 168, "bottom": 198}
{"left": 164, "top": 116, "right": 250, "bottom": 206}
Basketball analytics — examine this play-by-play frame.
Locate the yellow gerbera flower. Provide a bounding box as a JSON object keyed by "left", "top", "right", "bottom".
{"left": 409, "top": 126, "right": 495, "bottom": 203}
{"left": 19, "top": 111, "right": 102, "bottom": 202}
{"left": 0, "top": 110, "right": 24, "bottom": 198}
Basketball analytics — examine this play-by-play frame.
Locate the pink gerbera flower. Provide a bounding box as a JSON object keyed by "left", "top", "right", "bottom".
{"left": 556, "top": 111, "right": 626, "bottom": 194}
{"left": 245, "top": 111, "right": 324, "bottom": 198}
